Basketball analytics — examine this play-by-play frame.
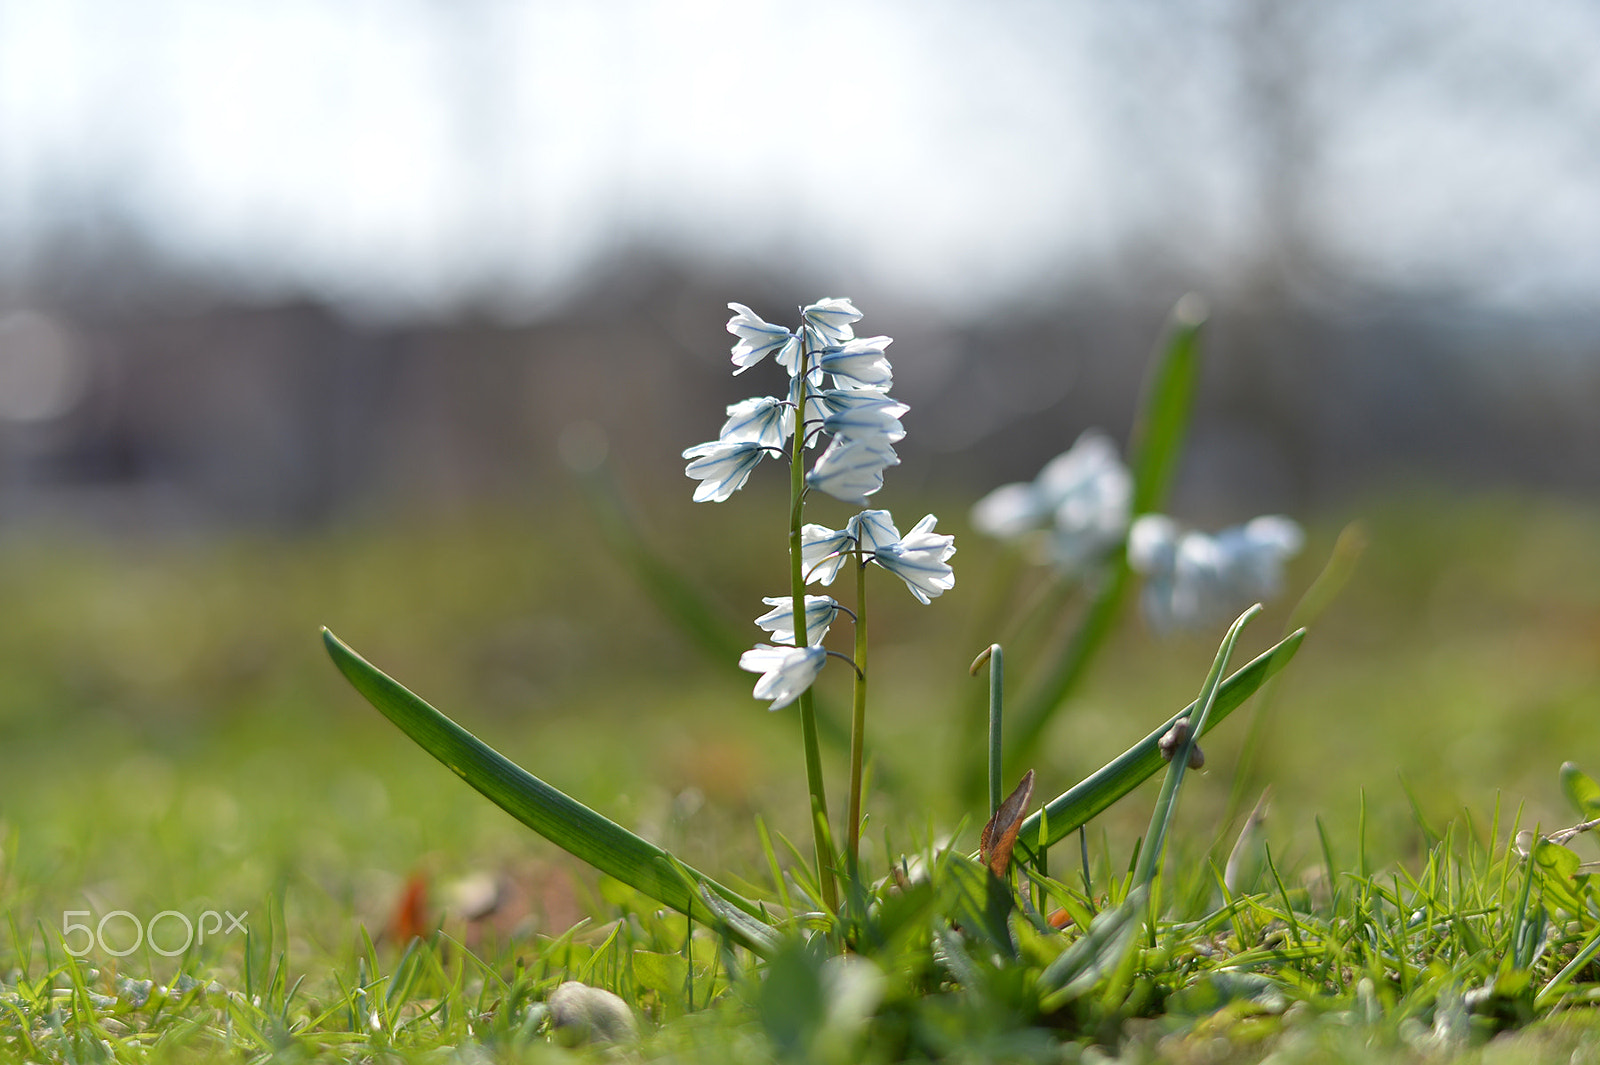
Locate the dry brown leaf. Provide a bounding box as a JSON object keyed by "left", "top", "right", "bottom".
{"left": 979, "top": 769, "right": 1036, "bottom": 878}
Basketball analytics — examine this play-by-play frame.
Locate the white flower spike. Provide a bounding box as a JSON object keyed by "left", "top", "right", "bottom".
{"left": 755, "top": 595, "right": 841, "bottom": 646}
{"left": 739, "top": 643, "right": 828, "bottom": 710}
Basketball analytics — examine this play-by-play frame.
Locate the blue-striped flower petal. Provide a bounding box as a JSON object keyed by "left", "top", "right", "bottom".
{"left": 739, "top": 643, "right": 828, "bottom": 710}
{"left": 682, "top": 438, "right": 769, "bottom": 502}
{"left": 754, "top": 595, "right": 841, "bottom": 646}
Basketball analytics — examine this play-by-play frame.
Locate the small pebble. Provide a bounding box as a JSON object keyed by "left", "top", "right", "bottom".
{"left": 548, "top": 981, "right": 637, "bottom": 1046}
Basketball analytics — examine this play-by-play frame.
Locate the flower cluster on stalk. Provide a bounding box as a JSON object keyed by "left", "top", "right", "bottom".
{"left": 684, "top": 299, "right": 955, "bottom": 709}
{"left": 970, "top": 430, "right": 1301, "bottom": 632}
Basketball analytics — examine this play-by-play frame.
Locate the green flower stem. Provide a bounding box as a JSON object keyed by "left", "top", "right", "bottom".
{"left": 968, "top": 643, "right": 1005, "bottom": 817}
{"left": 987, "top": 644, "right": 1004, "bottom": 816}
{"left": 790, "top": 349, "right": 838, "bottom": 913}
{"left": 846, "top": 541, "right": 869, "bottom": 881}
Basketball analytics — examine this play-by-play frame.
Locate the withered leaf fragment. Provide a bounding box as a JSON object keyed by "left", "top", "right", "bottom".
{"left": 979, "top": 769, "right": 1036, "bottom": 878}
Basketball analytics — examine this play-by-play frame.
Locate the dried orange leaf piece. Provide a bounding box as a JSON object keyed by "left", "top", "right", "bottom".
{"left": 980, "top": 769, "right": 1036, "bottom": 878}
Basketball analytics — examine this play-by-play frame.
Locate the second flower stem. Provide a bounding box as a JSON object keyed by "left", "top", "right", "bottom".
{"left": 847, "top": 541, "right": 869, "bottom": 881}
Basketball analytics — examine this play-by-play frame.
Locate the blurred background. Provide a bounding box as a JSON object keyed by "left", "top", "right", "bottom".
{"left": 0, "top": 0, "right": 1596, "bottom": 939}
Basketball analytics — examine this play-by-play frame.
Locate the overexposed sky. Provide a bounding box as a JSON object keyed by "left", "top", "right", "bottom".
{"left": 0, "top": 0, "right": 1597, "bottom": 316}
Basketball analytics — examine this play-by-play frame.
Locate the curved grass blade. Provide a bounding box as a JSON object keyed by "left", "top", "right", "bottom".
{"left": 1012, "top": 626, "right": 1304, "bottom": 857}
{"left": 1134, "top": 604, "right": 1259, "bottom": 887}
{"left": 322, "top": 628, "right": 770, "bottom": 949}
{"left": 1003, "top": 301, "right": 1205, "bottom": 776}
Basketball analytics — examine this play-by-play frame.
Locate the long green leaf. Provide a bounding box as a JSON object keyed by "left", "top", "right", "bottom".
{"left": 1002, "top": 301, "right": 1204, "bottom": 775}
{"left": 321, "top": 628, "right": 770, "bottom": 949}
{"left": 1013, "top": 627, "right": 1304, "bottom": 856}
{"left": 1128, "top": 297, "right": 1204, "bottom": 517}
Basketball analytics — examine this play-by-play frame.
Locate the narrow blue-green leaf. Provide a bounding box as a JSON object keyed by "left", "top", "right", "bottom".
{"left": 1129, "top": 296, "right": 1204, "bottom": 516}
{"left": 1013, "top": 628, "right": 1304, "bottom": 855}
{"left": 1003, "top": 301, "right": 1204, "bottom": 775}
{"left": 1134, "top": 604, "right": 1258, "bottom": 886}
{"left": 322, "top": 628, "right": 768, "bottom": 948}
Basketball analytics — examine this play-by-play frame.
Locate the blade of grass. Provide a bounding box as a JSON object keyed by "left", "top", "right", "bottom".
{"left": 1012, "top": 626, "right": 1304, "bottom": 856}
{"left": 1038, "top": 885, "right": 1149, "bottom": 1008}
{"left": 322, "top": 627, "right": 770, "bottom": 949}
{"left": 1134, "top": 604, "right": 1259, "bottom": 887}
{"left": 1536, "top": 924, "right": 1600, "bottom": 1008}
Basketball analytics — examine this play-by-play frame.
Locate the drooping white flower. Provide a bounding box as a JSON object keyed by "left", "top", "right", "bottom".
{"left": 726, "top": 303, "right": 800, "bottom": 375}
{"left": 682, "top": 439, "right": 769, "bottom": 502}
{"left": 846, "top": 509, "right": 901, "bottom": 553}
{"left": 1047, "top": 469, "right": 1132, "bottom": 575}
{"left": 755, "top": 595, "right": 841, "bottom": 646}
{"left": 1033, "top": 432, "right": 1126, "bottom": 512}
{"left": 801, "top": 523, "right": 855, "bottom": 585}
{"left": 1126, "top": 514, "right": 1180, "bottom": 577}
{"left": 1128, "top": 516, "right": 1221, "bottom": 633}
{"left": 739, "top": 643, "right": 828, "bottom": 710}
{"left": 969, "top": 483, "right": 1045, "bottom": 540}
{"left": 806, "top": 435, "right": 900, "bottom": 505}
{"left": 718, "top": 396, "right": 792, "bottom": 449}
{"left": 971, "top": 430, "right": 1132, "bottom": 575}
{"left": 817, "top": 337, "right": 894, "bottom": 391}
{"left": 809, "top": 386, "right": 905, "bottom": 423}
{"left": 818, "top": 389, "right": 908, "bottom": 443}
{"left": 801, "top": 297, "right": 862, "bottom": 347}
{"left": 871, "top": 514, "right": 956, "bottom": 604}
{"left": 1214, "top": 516, "right": 1304, "bottom": 602}
{"left": 1128, "top": 514, "right": 1302, "bottom": 632}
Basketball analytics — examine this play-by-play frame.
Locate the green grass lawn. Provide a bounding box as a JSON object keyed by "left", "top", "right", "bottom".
{"left": 1, "top": 486, "right": 1597, "bottom": 1061}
